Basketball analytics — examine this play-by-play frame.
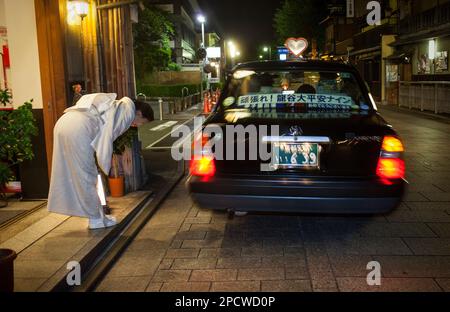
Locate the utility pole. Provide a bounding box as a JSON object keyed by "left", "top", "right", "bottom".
{"left": 197, "top": 15, "right": 207, "bottom": 105}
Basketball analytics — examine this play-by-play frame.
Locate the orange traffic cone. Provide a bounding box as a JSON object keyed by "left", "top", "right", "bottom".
{"left": 203, "top": 93, "right": 211, "bottom": 114}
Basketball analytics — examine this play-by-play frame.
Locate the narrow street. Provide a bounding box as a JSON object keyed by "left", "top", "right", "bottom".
{"left": 95, "top": 108, "right": 450, "bottom": 292}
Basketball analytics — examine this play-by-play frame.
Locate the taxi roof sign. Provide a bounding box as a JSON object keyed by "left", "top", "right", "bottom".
{"left": 284, "top": 38, "right": 308, "bottom": 57}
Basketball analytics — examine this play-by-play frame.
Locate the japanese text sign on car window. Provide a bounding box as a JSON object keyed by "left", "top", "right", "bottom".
{"left": 237, "top": 93, "right": 353, "bottom": 110}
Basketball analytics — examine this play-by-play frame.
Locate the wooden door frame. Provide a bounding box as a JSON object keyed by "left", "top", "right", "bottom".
{"left": 34, "top": 0, "right": 68, "bottom": 178}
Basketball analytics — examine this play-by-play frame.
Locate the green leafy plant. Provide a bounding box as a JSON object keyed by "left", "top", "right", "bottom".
{"left": 110, "top": 128, "right": 137, "bottom": 178}
{"left": 167, "top": 62, "right": 182, "bottom": 72}
{"left": 0, "top": 88, "right": 12, "bottom": 106}
{"left": 273, "top": 0, "right": 327, "bottom": 49}
{"left": 0, "top": 93, "right": 38, "bottom": 197}
{"left": 133, "top": 4, "right": 176, "bottom": 81}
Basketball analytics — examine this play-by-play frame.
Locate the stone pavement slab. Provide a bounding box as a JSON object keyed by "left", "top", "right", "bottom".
{"left": 336, "top": 277, "right": 442, "bottom": 292}
{"left": 0, "top": 191, "right": 151, "bottom": 292}
{"left": 96, "top": 108, "right": 450, "bottom": 292}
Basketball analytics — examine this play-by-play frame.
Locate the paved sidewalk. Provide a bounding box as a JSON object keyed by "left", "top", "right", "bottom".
{"left": 0, "top": 191, "right": 152, "bottom": 292}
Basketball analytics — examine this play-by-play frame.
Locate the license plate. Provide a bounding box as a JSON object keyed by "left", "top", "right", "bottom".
{"left": 272, "top": 143, "right": 319, "bottom": 169}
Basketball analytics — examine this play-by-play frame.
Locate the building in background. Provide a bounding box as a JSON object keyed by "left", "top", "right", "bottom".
{"left": 320, "top": 0, "right": 399, "bottom": 104}
{"left": 205, "top": 32, "right": 220, "bottom": 48}
{"left": 392, "top": 0, "right": 450, "bottom": 80}
{"left": 389, "top": 0, "right": 450, "bottom": 112}
{"left": 320, "top": 0, "right": 355, "bottom": 59}
{"left": 150, "top": 0, "right": 203, "bottom": 65}
{"left": 205, "top": 32, "right": 223, "bottom": 83}
{"left": 321, "top": 0, "right": 449, "bottom": 111}
{"left": 348, "top": 0, "right": 398, "bottom": 103}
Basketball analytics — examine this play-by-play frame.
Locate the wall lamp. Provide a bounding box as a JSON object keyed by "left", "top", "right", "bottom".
{"left": 67, "top": 0, "right": 89, "bottom": 25}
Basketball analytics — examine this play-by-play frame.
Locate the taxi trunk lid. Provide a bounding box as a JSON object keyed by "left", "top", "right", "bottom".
{"left": 209, "top": 110, "right": 390, "bottom": 177}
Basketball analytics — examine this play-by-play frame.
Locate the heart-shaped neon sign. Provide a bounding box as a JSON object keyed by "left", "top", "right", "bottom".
{"left": 285, "top": 38, "right": 308, "bottom": 57}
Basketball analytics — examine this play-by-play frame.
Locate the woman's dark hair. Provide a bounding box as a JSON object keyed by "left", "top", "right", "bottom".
{"left": 134, "top": 100, "right": 154, "bottom": 121}
{"left": 296, "top": 84, "right": 316, "bottom": 94}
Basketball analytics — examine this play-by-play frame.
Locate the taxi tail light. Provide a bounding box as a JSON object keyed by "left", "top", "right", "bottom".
{"left": 377, "top": 158, "right": 405, "bottom": 180}
{"left": 190, "top": 156, "right": 216, "bottom": 177}
{"left": 190, "top": 133, "right": 216, "bottom": 177}
{"left": 377, "top": 136, "right": 405, "bottom": 181}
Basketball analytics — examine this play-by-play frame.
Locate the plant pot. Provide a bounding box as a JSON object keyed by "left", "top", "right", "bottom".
{"left": 108, "top": 176, "right": 124, "bottom": 198}
{"left": 0, "top": 249, "right": 17, "bottom": 292}
{"left": 0, "top": 185, "right": 7, "bottom": 208}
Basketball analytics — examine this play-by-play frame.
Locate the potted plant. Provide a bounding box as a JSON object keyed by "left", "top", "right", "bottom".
{"left": 0, "top": 89, "right": 38, "bottom": 207}
{"left": 108, "top": 128, "right": 136, "bottom": 197}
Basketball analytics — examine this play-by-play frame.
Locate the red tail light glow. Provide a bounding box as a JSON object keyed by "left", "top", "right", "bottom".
{"left": 377, "top": 136, "right": 405, "bottom": 182}
{"left": 190, "top": 156, "right": 216, "bottom": 178}
{"left": 377, "top": 158, "right": 405, "bottom": 180}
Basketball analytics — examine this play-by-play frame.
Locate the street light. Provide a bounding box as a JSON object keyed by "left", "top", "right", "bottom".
{"left": 197, "top": 14, "right": 206, "bottom": 47}
{"left": 263, "top": 46, "right": 272, "bottom": 60}
{"left": 197, "top": 14, "right": 206, "bottom": 24}
{"left": 228, "top": 41, "right": 237, "bottom": 58}
{"left": 228, "top": 41, "right": 239, "bottom": 68}
{"left": 197, "top": 14, "right": 207, "bottom": 105}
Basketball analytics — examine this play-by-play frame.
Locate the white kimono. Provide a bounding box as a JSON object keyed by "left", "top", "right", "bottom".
{"left": 47, "top": 93, "right": 136, "bottom": 219}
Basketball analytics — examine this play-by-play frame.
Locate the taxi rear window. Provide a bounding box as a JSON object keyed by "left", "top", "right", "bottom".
{"left": 221, "top": 70, "right": 372, "bottom": 112}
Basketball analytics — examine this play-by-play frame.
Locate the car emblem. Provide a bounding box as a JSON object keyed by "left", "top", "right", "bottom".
{"left": 288, "top": 126, "right": 303, "bottom": 137}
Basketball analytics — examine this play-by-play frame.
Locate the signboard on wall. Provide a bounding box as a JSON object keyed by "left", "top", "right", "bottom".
{"left": 206, "top": 47, "right": 221, "bottom": 59}
{"left": 386, "top": 64, "right": 398, "bottom": 82}
{"left": 417, "top": 54, "right": 431, "bottom": 74}
{"left": 347, "top": 0, "right": 355, "bottom": 18}
{"left": 436, "top": 51, "right": 448, "bottom": 73}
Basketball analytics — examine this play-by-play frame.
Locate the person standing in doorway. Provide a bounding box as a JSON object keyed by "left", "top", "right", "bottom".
{"left": 72, "top": 83, "right": 83, "bottom": 106}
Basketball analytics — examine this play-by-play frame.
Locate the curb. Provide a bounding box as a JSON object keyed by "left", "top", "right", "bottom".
{"left": 45, "top": 161, "right": 186, "bottom": 292}
{"left": 0, "top": 201, "right": 48, "bottom": 231}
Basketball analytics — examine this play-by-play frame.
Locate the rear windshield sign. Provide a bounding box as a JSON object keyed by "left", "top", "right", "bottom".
{"left": 237, "top": 93, "right": 353, "bottom": 110}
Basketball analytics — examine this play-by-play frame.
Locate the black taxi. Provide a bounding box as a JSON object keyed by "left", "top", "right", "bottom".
{"left": 188, "top": 60, "right": 406, "bottom": 215}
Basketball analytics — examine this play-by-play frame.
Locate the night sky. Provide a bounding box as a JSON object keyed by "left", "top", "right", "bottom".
{"left": 198, "top": 0, "right": 284, "bottom": 61}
